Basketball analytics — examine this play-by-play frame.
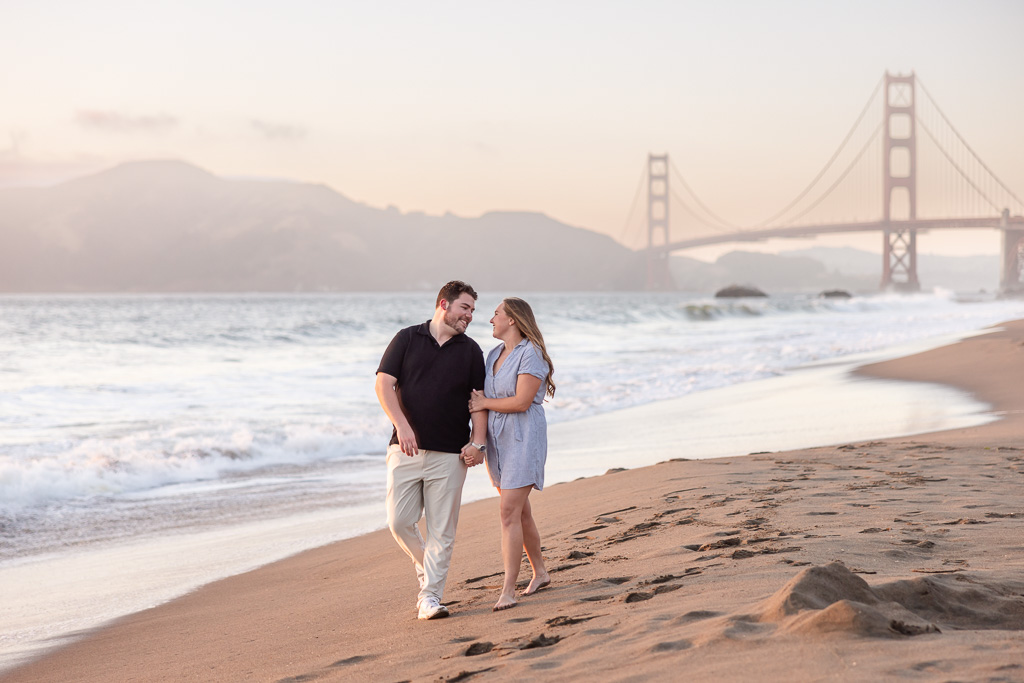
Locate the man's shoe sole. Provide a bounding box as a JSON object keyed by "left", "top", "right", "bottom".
{"left": 420, "top": 607, "right": 449, "bottom": 620}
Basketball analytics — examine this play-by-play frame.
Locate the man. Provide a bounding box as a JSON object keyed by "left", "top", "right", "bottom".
{"left": 375, "top": 280, "right": 487, "bottom": 620}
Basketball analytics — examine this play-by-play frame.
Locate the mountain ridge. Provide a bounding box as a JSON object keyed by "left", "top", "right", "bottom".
{"left": 0, "top": 160, "right": 642, "bottom": 292}
{"left": 0, "top": 160, "right": 1000, "bottom": 293}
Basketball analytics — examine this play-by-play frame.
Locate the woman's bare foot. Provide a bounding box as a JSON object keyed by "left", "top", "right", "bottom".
{"left": 492, "top": 593, "right": 518, "bottom": 612}
{"left": 523, "top": 573, "right": 550, "bottom": 596}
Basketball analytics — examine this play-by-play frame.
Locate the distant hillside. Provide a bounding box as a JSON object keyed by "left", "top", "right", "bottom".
{"left": 781, "top": 247, "right": 1000, "bottom": 292}
{"left": 0, "top": 161, "right": 643, "bottom": 292}
{"left": 669, "top": 246, "right": 1000, "bottom": 294}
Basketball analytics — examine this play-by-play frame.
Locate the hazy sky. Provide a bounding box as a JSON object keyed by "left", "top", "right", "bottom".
{"left": 2, "top": 0, "right": 1022, "bottom": 258}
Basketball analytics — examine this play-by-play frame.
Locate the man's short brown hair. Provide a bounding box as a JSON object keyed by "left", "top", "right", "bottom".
{"left": 436, "top": 280, "right": 478, "bottom": 308}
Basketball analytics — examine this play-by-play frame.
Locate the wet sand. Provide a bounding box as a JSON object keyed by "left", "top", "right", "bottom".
{"left": 4, "top": 321, "right": 1023, "bottom": 682}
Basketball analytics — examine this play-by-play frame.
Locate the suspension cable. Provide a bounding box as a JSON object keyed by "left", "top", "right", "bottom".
{"left": 782, "top": 121, "right": 884, "bottom": 226}
{"left": 916, "top": 116, "right": 1001, "bottom": 213}
{"left": 668, "top": 160, "right": 743, "bottom": 231}
{"left": 616, "top": 163, "right": 648, "bottom": 245}
{"left": 669, "top": 188, "right": 737, "bottom": 234}
{"left": 917, "top": 76, "right": 1024, "bottom": 210}
{"left": 756, "top": 74, "right": 885, "bottom": 227}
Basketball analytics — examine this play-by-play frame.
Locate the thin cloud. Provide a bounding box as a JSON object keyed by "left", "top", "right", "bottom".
{"left": 251, "top": 120, "right": 307, "bottom": 141}
{"left": 76, "top": 110, "right": 179, "bottom": 133}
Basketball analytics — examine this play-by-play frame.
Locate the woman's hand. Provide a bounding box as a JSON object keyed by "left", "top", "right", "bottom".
{"left": 468, "top": 389, "right": 488, "bottom": 413}
{"left": 460, "top": 443, "right": 483, "bottom": 466}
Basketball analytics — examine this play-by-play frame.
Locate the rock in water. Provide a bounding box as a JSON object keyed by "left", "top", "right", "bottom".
{"left": 715, "top": 285, "right": 768, "bottom": 298}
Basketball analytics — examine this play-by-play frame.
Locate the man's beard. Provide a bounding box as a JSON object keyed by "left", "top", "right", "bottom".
{"left": 444, "top": 309, "right": 468, "bottom": 333}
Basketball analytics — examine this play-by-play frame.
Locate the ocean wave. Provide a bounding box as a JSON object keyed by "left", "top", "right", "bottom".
{"left": 0, "top": 422, "right": 388, "bottom": 513}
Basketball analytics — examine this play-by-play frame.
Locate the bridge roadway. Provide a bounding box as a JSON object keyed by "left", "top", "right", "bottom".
{"left": 651, "top": 216, "right": 1024, "bottom": 253}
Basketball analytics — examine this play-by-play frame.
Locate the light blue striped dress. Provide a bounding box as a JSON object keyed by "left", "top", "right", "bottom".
{"left": 483, "top": 339, "right": 549, "bottom": 491}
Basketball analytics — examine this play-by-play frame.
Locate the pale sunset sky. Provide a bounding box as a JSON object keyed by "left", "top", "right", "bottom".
{"left": 2, "top": 0, "right": 1022, "bottom": 258}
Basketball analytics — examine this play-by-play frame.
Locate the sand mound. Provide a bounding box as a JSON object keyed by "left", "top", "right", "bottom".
{"left": 785, "top": 599, "right": 939, "bottom": 638}
{"left": 873, "top": 573, "right": 1024, "bottom": 630}
{"left": 747, "top": 562, "right": 1024, "bottom": 639}
{"left": 757, "top": 562, "right": 878, "bottom": 621}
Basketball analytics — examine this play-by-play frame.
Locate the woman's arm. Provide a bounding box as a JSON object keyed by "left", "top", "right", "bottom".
{"left": 469, "top": 374, "right": 542, "bottom": 414}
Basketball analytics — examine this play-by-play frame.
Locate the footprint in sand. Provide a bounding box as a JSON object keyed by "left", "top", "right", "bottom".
{"left": 644, "top": 574, "right": 681, "bottom": 584}
{"left": 276, "top": 654, "right": 378, "bottom": 683}
{"left": 600, "top": 576, "right": 632, "bottom": 585}
{"left": 328, "top": 655, "right": 375, "bottom": 667}
{"left": 939, "top": 518, "right": 989, "bottom": 525}
{"left": 519, "top": 633, "right": 561, "bottom": 650}
{"left": 464, "top": 572, "right": 503, "bottom": 585}
{"left": 546, "top": 614, "right": 599, "bottom": 627}
{"left": 651, "top": 639, "right": 692, "bottom": 652}
{"left": 464, "top": 642, "right": 494, "bottom": 656}
{"left": 598, "top": 505, "right": 637, "bottom": 516}
{"left": 623, "top": 584, "right": 682, "bottom": 603}
{"left": 676, "top": 610, "right": 721, "bottom": 623}
{"left": 446, "top": 667, "right": 498, "bottom": 682}
{"left": 655, "top": 507, "right": 696, "bottom": 518}
{"left": 686, "top": 537, "right": 741, "bottom": 552}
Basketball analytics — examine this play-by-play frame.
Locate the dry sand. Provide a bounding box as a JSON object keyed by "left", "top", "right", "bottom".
{"left": 4, "top": 321, "right": 1024, "bottom": 683}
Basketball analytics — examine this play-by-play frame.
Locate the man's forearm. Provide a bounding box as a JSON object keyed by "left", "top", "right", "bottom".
{"left": 375, "top": 376, "right": 410, "bottom": 432}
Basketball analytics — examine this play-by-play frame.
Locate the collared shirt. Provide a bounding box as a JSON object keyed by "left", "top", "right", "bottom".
{"left": 377, "top": 321, "right": 485, "bottom": 453}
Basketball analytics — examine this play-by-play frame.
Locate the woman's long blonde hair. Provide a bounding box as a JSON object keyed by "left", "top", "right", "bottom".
{"left": 503, "top": 297, "right": 555, "bottom": 399}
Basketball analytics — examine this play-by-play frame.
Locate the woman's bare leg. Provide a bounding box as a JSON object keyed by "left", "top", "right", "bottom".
{"left": 520, "top": 497, "right": 550, "bottom": 595}
{"left": 494, "top": 486, "right": 531, "bottom": 611}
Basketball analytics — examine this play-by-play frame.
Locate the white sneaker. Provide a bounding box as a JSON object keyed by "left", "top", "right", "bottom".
{"left": 417, "top": 596, "right": 449, "bottom": 620}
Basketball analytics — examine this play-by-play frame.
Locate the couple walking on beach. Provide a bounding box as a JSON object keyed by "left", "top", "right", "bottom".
{"left": 374, "top": 280, "right": 556, "bottom": 619}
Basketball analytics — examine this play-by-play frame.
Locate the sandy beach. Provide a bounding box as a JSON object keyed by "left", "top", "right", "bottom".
{"left": 4, "top": 321, "right": 1023, "bottom": 683}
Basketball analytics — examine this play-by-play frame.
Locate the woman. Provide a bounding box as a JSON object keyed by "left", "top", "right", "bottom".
{"left": 468, "top": 297, "right": 556, "bottom": 612}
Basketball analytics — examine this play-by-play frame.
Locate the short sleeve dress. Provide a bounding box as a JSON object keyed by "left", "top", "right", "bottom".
{"left": 483, "top": 339, "right": 549, "bottom": 491}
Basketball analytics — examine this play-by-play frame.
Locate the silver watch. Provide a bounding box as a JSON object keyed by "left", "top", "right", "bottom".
{"left": 470, "top": 441, "right": 487, "bottom": 453}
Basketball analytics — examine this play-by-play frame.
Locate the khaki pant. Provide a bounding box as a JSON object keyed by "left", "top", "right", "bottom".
{"left": 385, "top": 444, "right": 467, "bottom": 604}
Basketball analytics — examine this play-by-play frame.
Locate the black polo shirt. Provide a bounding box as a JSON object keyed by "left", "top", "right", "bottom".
{"left": 377, "top": 321, "right": 486, "bottom": 454}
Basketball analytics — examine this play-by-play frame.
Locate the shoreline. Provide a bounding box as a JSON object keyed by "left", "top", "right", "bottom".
{"left": 3, "top": 320, "right": 1023, "bottom": 682}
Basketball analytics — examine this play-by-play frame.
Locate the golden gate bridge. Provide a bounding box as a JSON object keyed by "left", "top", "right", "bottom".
{"left": 620, "top": 72, "right": 1024, "bottom": 294}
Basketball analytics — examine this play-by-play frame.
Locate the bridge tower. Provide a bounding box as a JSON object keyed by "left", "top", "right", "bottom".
{"left": 1000, "top": 209, "right": 1024, "bottom": 295}
{"left": 646, "top": 153, "right": 674, "bottom": 290}
{"left": 881, "top": 71, "right": 920, "bottom": 291}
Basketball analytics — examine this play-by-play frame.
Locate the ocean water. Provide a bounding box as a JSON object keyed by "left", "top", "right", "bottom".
{"left": 1, "top": 290, "right": 1022, "bottom": 668}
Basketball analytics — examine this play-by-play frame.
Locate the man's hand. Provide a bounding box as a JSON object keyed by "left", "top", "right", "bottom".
{"left": 397, "top": 425, "right": 419, "bottom": 456}
{"left": 460, "top": 443, "right": 483, "bottom": 467}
